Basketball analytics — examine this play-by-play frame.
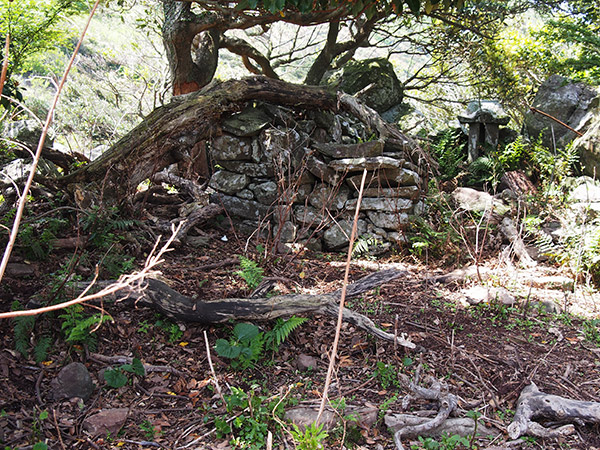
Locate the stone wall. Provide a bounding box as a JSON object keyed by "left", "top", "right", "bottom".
{"left": 207, "top": 103, "right": 424, "bottom": 252}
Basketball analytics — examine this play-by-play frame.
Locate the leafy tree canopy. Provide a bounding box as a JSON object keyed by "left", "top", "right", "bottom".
{"left": 0, "top": 0, "right": 89, "bottom": 107}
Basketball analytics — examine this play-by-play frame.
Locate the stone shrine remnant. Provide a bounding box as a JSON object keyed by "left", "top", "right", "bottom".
{"left": 458, "top": 100, "right": 510, "bottom": 162}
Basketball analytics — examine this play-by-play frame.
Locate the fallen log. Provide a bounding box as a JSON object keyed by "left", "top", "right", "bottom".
{"left": 119, "top": 268, "right": 415, "bottom": 348}
{"left": 507, "top": 382, "right": 600, "bottom": 439}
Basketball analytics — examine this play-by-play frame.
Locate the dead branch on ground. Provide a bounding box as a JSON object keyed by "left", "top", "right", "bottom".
{"left": 507, "top": 382, "right": 600, "bottom": 439}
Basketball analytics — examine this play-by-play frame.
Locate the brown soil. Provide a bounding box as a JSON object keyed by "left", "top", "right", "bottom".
{"left": 1, "top": 231, "right": 600, "bottom": 450}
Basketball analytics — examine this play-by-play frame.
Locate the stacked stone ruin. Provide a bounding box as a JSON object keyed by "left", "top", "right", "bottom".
{"left": 208, "top": 103, "right": 424, "bottom": 252}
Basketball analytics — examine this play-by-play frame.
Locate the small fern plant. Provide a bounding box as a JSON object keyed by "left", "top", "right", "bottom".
{"left": 215, "top": 316, "right": 307, "bottom": 369}
{"left": 235, "top": 255, "right": 264, "bottom": 290}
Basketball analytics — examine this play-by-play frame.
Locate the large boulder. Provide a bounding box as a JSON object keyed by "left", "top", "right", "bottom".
{"left": 574, "top": 110, "right": 600, "bottom": 177}
{"left": 524, "top": 75, "right": 599, "bottom": 149}
{"left": 3, "top": 119, "right": 54, "bottom": 149}
{"left": 323, "top": 58, "right": 403, "bottom": 113}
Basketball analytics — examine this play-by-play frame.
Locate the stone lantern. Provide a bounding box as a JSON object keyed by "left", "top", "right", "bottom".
{"left": 458, "top": 100, "right": 510, "bottom": 162}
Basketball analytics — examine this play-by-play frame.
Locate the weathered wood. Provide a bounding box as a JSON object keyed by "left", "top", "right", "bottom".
{"left": 508, "top": 382, "right": 600, "bottom": 439}
{"left": 501, "top": 170, "right": 536, "bottom": 198}
{"left": 151, "top": 203, "right": 224, "bottom": 245}
{"left": 119, "top": 269, "right": 414, "bottom": 347}
{"left": 60, "top": 76, "right": 423, "bottom": 204}
{"left": 498, "top": 217, "right": 537, "bottom": 268}
{"left": 61, "top": 77, "right": 339, "bottom": 201}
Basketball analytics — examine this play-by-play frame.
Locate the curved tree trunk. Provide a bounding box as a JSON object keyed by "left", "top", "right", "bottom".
{"left": 162, "top": 0, "right": 219, "bottom": 95}
{"left": 61, "top": 77, "right": 339, "bottom": 203}
{"left": 60, "top": 76, "right": 427, "bottom": 206}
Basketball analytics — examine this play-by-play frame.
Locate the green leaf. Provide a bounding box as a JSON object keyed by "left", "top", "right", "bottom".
{"left": 405, "top": 0, "right": 421, "bottom": 15}
{"left": 131, "top": 357, "right": 145, "bottom": 376}
{"left": 215, "top": 339, "right": 242, "bottom": 359}
{"left": 33, "top": 443, "right": 48, "bottom": 450}
{"left": 104, "top": 368, "right": 128, "bottom": 388}
{"left": 234, "top": 323, "right": 259, "bottom": 342}
{"left": 39, "top": 410, "right": 49, "bottom": 420}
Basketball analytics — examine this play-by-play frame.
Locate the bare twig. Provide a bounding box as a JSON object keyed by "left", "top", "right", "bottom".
{"left": 0, "top": 223, "right": 181, "bottom": 319}
{"left": 0, "top": 0, "right": 102, "bottom": 284}
{"left": 0, "top": 33, "right": 10, "bottom": 101}
{"left": 203, "top": 330, "right": 226, "bottom": 406}
{"left": 317, "top": 168, "right": 368, "bottom": 422}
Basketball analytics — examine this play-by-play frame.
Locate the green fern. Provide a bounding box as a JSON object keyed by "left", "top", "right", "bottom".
{"left": 235, "top": 256, "right": 264, "bottom": 290}
{"left": 33, "top": 335, "right": 52, "bottom": 363}
{"left": 60, "top": 306, "right": 112, "bottom": 348}
{"left": 266, "top": 316, "right": 308, "bottom": 351}
{"left": 13, "top": 308, "right": 35, "bottom": 359}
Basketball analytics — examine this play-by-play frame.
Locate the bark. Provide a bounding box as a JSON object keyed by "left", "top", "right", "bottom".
{"left": 162, "top": 0, "right": 219, "bottom": 95}
{"left": 303, "top": 15, "right": 379, "bottom": 86}
{"left": 507, "top": 382, "right": 600, "bottom": 439}
{"left": 221, "top": 36, "right": 279, "bottom": 79}
{"left": 106, "top": 268, "right": 415, "bottom": 348}
{"left": 60, "top": 77, "right": 338, "bottom": 203}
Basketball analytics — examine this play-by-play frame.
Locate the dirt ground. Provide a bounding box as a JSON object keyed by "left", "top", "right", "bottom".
{"left": 1, "top": 229, "right": 600, "bottom": 450}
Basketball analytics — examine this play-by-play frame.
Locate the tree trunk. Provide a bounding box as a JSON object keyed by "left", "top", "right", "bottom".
{"left": 162, "top": 0, "right": 219, "bottom": 95}
{"left": 60, "top": 77, "right": 339, "bottom": 204}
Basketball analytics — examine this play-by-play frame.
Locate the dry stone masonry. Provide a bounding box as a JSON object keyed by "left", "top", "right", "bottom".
{"left": 207, "top": 103, "right": 424, "bottom": 252}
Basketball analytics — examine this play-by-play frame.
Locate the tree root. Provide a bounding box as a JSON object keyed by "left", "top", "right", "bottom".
{"left": 387, "top": 366, "right": 493, "bottom": 450}
{"left": 507, "top": 382, "right": 600, "bottom": 439}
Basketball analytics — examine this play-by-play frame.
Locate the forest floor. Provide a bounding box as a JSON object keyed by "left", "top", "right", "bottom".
{"left": 1, "top": 223, "right": 600, "bottom": 450}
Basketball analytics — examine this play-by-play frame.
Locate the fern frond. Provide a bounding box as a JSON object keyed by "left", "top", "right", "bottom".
{"left": 13, "top": 314, "right": 35, "bottom": 359}
{"left": 33, "top": 335, "right": 52, "bottom": 363}
{"left": 272, "top": 316, "right": 308, "bottom": 348}
{"left": 235, "top": 256, "right": 264, "bottom": 290}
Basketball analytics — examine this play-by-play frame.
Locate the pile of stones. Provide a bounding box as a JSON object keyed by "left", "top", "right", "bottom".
{"left": 207, "top": 103, "right": 424, "bottom": 251}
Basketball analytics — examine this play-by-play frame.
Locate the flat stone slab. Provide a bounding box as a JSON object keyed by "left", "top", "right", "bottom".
{"left": 211, "top": 193, "right": 271, "bottom": 220}
{"left": 222, "top": 106, "right": 272, "bottom": 137}
{"left": 313, "top": 140, "right": 383, "bottom": 159}
{"left": 346, "top": 168, "right": 420, "bottom": 188}
{"left": 362, "top": 186, "right": 420, "bottom": 200}
{"left": 347, "top": 197, "right": 413, "bottom": 212}
{"left": 209, "top": 170, "right": 249, "bottom": 195}
{"left": 329, "top": 156, "right": 401, "bottom": 172}
{"left": 83, "top": 408, "right": 128, "bottom": 436}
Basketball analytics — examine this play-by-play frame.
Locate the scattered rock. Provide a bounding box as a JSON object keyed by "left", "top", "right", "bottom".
{"left": 296, "top": 354, "right": 318, "bottom": 371}
{"left": 324, "top": 58, "right": 403, "bottom": 113}
{"left": 50, "top": 362, "right": 95, "bottom": 402}
{"left": 286, "top": 405, "right": 377, "bottom": 431}
{"left": 575, "top": 110, "right": 600, "bottom": 177}
{"left": 3, "top": 119, "right": 54, "bottom": 149}
{"left": 385, "top": 414, "right": 493, "bottom": 439}
{"left": 83, "top": 408, "right": 128, "bottom": 436}
{"left": 461, "top": 285, "right": 516, "bottom": 306}
{"left": 432, "top": 265, "right": 491, "bottom": 284}
{"left": 5, "top": 263, "right": 36, "bottom": 278}
{"left": 452, "top": 187, "right": 510, "bottom": 216}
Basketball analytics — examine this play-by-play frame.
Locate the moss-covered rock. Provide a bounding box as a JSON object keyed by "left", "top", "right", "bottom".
{"left": 324, "top": 58, "right": 403, "bottom": 113}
